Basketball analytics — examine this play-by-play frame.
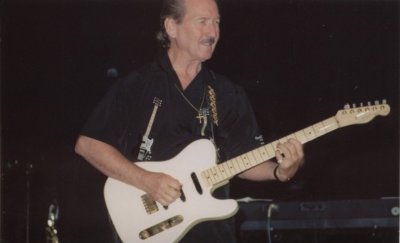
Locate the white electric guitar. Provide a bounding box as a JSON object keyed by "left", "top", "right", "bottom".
{"left": 104, "top": 101, "right": 390, "bottom": 243}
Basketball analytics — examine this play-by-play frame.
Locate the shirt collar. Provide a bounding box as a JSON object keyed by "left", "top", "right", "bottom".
{"left": 156, "top": 50, "right": 208, "bottom": 90}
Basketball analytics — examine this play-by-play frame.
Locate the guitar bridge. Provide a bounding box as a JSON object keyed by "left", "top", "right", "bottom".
{"left": 139, "top": 215, "right": 183, "bottom": 240}
{"left": 141, "top": 194, "right": 159, "bottom": 215}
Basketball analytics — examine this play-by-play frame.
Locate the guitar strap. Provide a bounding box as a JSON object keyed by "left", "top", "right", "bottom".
{"left": 206, "top": 70, "right": 222, "bottom": 162}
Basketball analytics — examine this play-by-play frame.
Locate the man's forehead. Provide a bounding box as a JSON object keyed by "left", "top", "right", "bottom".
{"left": 183, "top": 0, "right": 220, "bottom": 18}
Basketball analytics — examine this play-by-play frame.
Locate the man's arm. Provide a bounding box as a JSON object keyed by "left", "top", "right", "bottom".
{"left": 74, "top": 135, "right": 182, "bottom": 206}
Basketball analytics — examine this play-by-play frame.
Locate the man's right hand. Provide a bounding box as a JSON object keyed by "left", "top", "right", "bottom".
{"left": 140, "top": 171, "right": 182, "bottom": 206}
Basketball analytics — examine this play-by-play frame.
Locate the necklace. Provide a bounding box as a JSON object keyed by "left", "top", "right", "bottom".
{"left": 174, "top": 84, "right": 207, "bottom": 124}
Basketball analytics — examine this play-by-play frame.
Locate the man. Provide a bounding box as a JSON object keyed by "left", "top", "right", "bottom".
{"left": 75, "top": 0, "right": 304, "bottom": 242}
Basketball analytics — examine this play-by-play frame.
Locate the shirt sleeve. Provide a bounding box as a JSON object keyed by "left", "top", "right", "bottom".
{"left": 80, "top": 75, "right": 143, "bottom": 154}
{"left": 216, "top": 83, "right": 265, "bottom": 160}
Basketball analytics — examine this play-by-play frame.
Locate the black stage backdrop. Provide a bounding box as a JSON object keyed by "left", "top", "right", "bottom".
{"left": 2, "top": 0, "right": 399, "bottom": 242}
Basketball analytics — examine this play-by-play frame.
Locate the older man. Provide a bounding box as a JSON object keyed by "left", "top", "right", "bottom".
{"left": 75, "top": 0, "right": 304, "bottom": 242}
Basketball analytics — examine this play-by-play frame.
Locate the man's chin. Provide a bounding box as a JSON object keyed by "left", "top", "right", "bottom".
{"left": 199, "top": 52, "right": 214, "bottom": 62}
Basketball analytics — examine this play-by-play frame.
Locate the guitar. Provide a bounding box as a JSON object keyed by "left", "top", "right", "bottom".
{"left": 104, "top": 101, "right": 390, "bottom": 243}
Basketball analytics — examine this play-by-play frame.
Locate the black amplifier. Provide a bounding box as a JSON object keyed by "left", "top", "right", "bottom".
{"left": 236, "top": 197, "right": 399, "bottom": 243}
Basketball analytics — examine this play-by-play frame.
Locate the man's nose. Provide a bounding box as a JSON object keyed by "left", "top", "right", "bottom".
{"left": 206, "top": 22, "right": 219, "bottom": 38}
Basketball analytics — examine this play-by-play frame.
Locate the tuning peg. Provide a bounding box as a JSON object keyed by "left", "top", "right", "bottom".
{"left": 352, "top": 103, "right": 356, "bottom": 108}
{"left": 368, "top": 101, "right": 371, "bottom": 106}
{"left": 360, "top": 102, "right": 364, "bottom": 107}
{"left": 344, "top": 104, "right": 350, "bottom": 109}
{"left": 374, "top": 100, "right": 379, "bottom": 105}
{"left": 382, "top": 99, "right": 387, "bottom": 104}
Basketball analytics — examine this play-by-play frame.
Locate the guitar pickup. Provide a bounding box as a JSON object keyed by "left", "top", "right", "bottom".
{"left": 139, "top": 215, "right": 184, "bottom": 240}
{"left": 141, "top": 194, "right": 159, "bottom": 215}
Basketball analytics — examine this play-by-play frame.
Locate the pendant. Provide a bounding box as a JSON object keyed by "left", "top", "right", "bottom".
{"left": 196, "top": 113, "right": 206, "bottom": 124}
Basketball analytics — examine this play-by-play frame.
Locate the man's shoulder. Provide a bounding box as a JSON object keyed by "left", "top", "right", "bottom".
{"left": 118, "top": 61, "right": 166, "bottom": 87}
{"left": 208, "top": 69, "right": 245, "bottom": 95}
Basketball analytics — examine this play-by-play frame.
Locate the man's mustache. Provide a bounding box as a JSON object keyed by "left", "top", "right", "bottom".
{"left": 201, "top": 37, "right": 216, "bottom": 45}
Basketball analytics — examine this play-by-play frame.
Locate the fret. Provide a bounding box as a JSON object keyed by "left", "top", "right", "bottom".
{"left": 294, "top": 130, "right": 307, "bottom": 144}
{"left": 221, "top": 162, "right": 231, "bottom": 178}
{"left": 303, "top": 126, "right": 316, "bottom": 141}
{"left": 216, "top": 165, "right": 225, "bottom": 181}
{"left": 207, "top": 169, "right": 216, "bottom": 184}
{"left": 311, "top": 124, "right": 319, "bottom": 137}
{"left": 211, "top": 166, "right": 221, "bottom": 182}
{"left": 216, "top": 164, "right": 224, "bottom": 175}
{"left": 271, "top": 140, "right": 279, "bottom": 150}
{"left": 226, "top": 160, "right": 236, "bottom": 174}
{"left": 265, "top": 144, "right": 275, "bottom": 157}
{"left": 235, "top": 156, "right": 243, "bottom": 171}
{"left": 214, "top": 166, "right": 222, "bottom": 183}
{"left": 201, "top": 171, "right": 212, "bottom": 186}
{"left": 225, "top": 162, "right": 235, "bottom": 177}
{"left": 258, "top": 146, "right": 270, "bottom": 161}
{"left": 202, "top": 170, "right": 212, "bottom": 186}
{"left": 322, "top": 117, "right": 339, "bottom": 133}
{"left": 249, "top": 152, "right": 258, "bottom": 165}
{"left": 235, "top": 157, "right": 245, "bottom": 171}
{"left": 251, "top": 149, "right": 263, "bottom": 164}
{"left": 312, "top": 122, "right": 326, "bottom": 137}
{"left": 206, "top": 170, "right": 214, "bottom": 185}
{"left": 232, "top": 158, "right": 241, "bottom": 173}
{"left": 206, "top": 170, "right": 213, "bottom": 186}
{"left": 240, "top": 155, "right": 251, "bottom": 169}
{"left": 246, "top": 152, "right": 257, "bottom": 166}
{"left": 230, "top": 158, "right": 239, "bottom": 172}
{"left": 217, "top": 164, "right": 227, "bottom": 180}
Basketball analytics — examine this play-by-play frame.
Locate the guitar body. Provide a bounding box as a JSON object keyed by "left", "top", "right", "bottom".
{"left": 104, "top": 139, "right": 239, "bottom": 243}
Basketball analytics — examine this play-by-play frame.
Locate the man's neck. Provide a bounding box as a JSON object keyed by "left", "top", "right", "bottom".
{"left": 168, "top": 50, "right": 202, "bottom": 90}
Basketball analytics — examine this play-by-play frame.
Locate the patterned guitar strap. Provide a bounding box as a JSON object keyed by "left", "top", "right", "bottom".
{"left": 206, "top": 70, "right": 221, "bottom": 162}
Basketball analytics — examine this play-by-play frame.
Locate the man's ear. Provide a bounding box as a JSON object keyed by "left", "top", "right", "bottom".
{"left": 165, "top": 17, "right": 177, "bottom": 39}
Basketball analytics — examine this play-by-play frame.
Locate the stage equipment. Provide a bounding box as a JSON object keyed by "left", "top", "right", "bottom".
{"left": 237, "top": 197, "right": 399, "bottom": 243}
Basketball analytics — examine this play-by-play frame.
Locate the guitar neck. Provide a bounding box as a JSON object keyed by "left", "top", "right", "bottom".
{"left": 200, "top": 116, "right": 340, "bottom": 186}
{"left": 200, "top": 100, "right": 391, "bottom": 188}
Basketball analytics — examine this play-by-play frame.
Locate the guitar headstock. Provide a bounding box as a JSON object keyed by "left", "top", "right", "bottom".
{"left": 153, "top": 97, "right": 162, "bottom": 107}
{"left": 336, "top": 100, "right": 390, "bottom": 127}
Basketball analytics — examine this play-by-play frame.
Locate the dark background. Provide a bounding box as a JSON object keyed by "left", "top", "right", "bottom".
{"left": 1, "top": 0, "right": 399, "bottom": 242}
